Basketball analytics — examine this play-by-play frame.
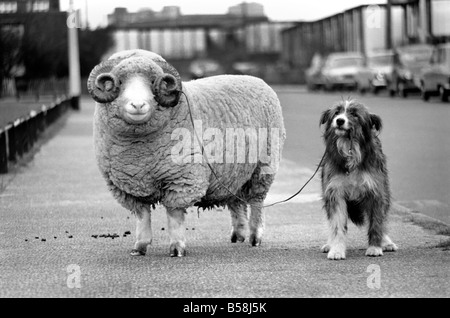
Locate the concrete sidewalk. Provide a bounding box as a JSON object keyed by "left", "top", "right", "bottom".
{"left": 0, "top": 98, "right": 449, "bottom": 298}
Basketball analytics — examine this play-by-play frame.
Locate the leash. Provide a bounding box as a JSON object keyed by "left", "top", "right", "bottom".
{"left": 179, "top": 91, "right": 324, "bottom": 209}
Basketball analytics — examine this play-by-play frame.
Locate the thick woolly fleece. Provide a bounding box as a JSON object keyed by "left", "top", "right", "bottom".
{"left": 94, "top": 68, "right": 286, "bottom": 215}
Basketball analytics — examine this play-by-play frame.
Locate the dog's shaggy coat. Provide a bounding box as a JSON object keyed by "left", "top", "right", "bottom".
{"left": 319, "top": 100, "right": 397, "bottom": 260}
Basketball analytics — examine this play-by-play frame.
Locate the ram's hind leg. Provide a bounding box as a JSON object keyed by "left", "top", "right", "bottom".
{"left": 228, "top": 201, "right": 248, "bottom": 243}
{"left": 249, "top": 202, "right": 265, "bottom": 246}
{"left": 247, "top": 166, "right": 275, "bottom": 247}
{"left": 131, "top": 207, "right": 152, "bottom": 256}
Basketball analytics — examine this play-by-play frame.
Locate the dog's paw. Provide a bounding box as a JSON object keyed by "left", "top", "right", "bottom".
{"left": 366, "top": 246, "right": 383, "bottom": 257}
{"left": 327, "top": 247, "right": 346, "bottom": 260}
{"left": 382, "top": 243, "right": 398, "bottom": 252}
{"left": 321, "top": 244, "right": 331, "bottom": 253}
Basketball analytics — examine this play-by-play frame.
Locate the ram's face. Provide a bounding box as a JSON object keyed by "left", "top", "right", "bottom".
{"left": 105, "top": 73, "right": 175, "bottom": 134}
{"left": 88, "top": 52, "right": 182, "bottom": 134}
{"left": 114, "top": 74, "right": 156, "bottom": 125}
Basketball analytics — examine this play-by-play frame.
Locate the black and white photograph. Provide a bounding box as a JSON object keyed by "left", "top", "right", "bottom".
{"left": 0, "top": 0, "right": 449, "bottom": 301}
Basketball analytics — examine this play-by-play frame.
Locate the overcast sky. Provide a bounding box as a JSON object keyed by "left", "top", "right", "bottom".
{"left": 60, "top": 0, "right": 387, "bottom": 27}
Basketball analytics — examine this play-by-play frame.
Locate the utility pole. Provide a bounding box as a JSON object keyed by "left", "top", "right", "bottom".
{"left": 386, "top": 0, "right": 393, "bottom": 50}
{"left": 67, "top": 0, "right": 81, "bottom": 110}
{"left": 85, "top": 0, "right": 89, "bottom": 30}
{"left": 418, "top": 0, "right": 429, "bottom": 43}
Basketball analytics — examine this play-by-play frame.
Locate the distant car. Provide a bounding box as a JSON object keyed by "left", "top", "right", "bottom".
{"left": 305, "top": 53, "right": 325, "bottom": 90}
{"left": 355, "top": 51, "right": 394, "bottom": 94}
{"left": 320, "top": 52, "right": 365, "bottom": 91}
{"left": 231, "top": 61, "right": 262, "bottom": 77}
{"left": 420, "top": 43, "right": 450, "bottom": 102}
{"left": 388, "top": 44, "right": 434, "bottom": 98}
{"left": 189, "top": 59, "right": 224, "bottom": 79}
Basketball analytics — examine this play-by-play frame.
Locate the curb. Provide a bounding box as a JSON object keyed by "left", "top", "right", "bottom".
{"left": 392, "top": 202, "right": 450, "bottom": 236}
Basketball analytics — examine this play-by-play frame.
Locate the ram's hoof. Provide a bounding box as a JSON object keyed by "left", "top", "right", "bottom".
{"left": 130, "top": 249, "right": 146, "bottom": 256}
{"left": 249, "top": 234, "right": 262, "bottom": 247}
{"left": 170, "top": 243, "right": 186, "bottom": 257}
{"left": 231, "top": 232, "right": 245, "bottom": 243}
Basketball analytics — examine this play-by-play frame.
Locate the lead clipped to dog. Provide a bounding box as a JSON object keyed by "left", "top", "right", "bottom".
{"left": 319, "top": 100, "right": 398, "bottom": 260}
{"left": 87, "top": 50, "right": 285, "bottom": 257}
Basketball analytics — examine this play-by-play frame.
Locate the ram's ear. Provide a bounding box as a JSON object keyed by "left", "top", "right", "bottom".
{"left": 153, "top": 74, "right": 181, "bottom": 107}
{"left": 370, "top": 113, "right": 382, "bottom": 132}
{"left": 320, "top": 109, "right": 332, "bottom": 126}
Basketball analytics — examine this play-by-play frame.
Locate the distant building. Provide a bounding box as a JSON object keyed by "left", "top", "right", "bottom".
{"left": 0, "top": 0, "right": 66, "bottom": 78}
{"left": 107, "top": 8, "right": 131, "bottom": 27}
{"left": 107, "top": 6, "right": 181, "bottom": 27}
{"left": 157, "top": 6, "right": 181, "bottom": 19}
{"left": 0, "top": 0, "right": 59, "bottom": 13}
{"left": 281, "top": 0, "right": 450, "bottom": 81}
{"left": 228, "top": 2, "right": 265, "bottom": 17}
{"left": 106, "top": 2, "right": 294, "bottom": 60}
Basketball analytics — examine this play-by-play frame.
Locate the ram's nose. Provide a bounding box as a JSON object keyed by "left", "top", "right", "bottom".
{"left": 125, "top": 100, "right": 150, "bottom": 114}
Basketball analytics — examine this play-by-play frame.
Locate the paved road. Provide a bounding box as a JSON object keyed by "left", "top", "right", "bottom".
{"left": 275, "top": 87, "right": 450, "bottom": 225}
{"left": 0, "top": 95, "right": 449, "bottom": 298}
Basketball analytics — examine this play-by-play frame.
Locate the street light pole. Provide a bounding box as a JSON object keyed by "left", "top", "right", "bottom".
{"left": 68, "top": 0, "right": 81, "bottom": 110}
{"left": 85, "top": 0, "right": 89, "bottom": 30}
{"left": 418, "top": 0, "right": 429, "bottom": 43}
{"left": 386, "top": 0, "right": 393, "bottom": 50}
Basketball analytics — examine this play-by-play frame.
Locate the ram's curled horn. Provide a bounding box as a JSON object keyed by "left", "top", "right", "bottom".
{"left": 87, "top": 59, "right": 121, "bottom": 103}
{"left": 152, "top": 60, "right": 182, "bottom": 108}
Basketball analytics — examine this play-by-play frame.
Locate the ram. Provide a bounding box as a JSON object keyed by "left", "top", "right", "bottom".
{"left": 87, "top": 50, "right": 286, "bottom": 257}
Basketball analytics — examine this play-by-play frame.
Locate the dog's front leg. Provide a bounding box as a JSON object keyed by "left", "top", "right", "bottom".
{"left": 366, "top": 202, "right": 387, "bottom": 257}
{"left": 322, "top": 194, "right": 348, "bottom": 260}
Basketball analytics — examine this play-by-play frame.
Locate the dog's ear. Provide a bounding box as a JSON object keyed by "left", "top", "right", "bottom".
{"left": 370, "top": 114, "right": 383, "bottom": 132}
{"left": 320, "top": 109, "right": 332, "bottom": 126}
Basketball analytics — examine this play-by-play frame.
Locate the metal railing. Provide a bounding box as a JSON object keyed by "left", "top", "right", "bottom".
{"left": 1, "top": 77, "right": 69, "bottom": 101}
{"left": 0, "top": 96, "right": 72, "bottom": 174}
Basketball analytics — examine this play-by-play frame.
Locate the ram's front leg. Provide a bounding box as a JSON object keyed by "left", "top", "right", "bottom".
{"left": 166, "top": 207, "right": 187, "bottom": 257}
{"left": 131, "top": 207, "right": 152, "bottom": 256}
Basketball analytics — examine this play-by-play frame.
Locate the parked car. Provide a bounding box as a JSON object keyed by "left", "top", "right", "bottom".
{"left": 231, "top": 61, "right": 262, "bottom": 77}
{"left": 305, "top": 53, "right": 325, "bottom": 90}
{"left": 355, "top": 51, "right": 394, "bottom": 94}
{"left": 189, "top": 59, "right": 224, "bottom": 79}
{"left": 388, "top": 44, "right": 434, "bottom": 98}
{"left": 420, "top": 43, "right": 450, "bottom": 102}
{"left": 320, "top": 52, "right": 365, "bottom": 91}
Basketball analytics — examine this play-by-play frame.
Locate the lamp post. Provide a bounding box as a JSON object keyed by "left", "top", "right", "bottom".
{"left": 67, "top": 0, "right": 81, "bottom": 110}
{"left": 386, "top": 0, "right": 393, "bottom": 50}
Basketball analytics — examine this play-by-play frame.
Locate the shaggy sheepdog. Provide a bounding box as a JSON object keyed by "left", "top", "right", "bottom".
{"left": 319, "top": 99, "right": 397, "bottom": 260}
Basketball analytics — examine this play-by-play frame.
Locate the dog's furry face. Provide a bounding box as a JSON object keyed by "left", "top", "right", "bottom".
{"left": 320, "top": 100, "right": 382, "bottom": 172}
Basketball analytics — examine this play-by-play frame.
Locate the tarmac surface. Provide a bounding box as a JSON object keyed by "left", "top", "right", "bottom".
{"left": 0, "top": 96, "right": 449, "bottom": 298}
